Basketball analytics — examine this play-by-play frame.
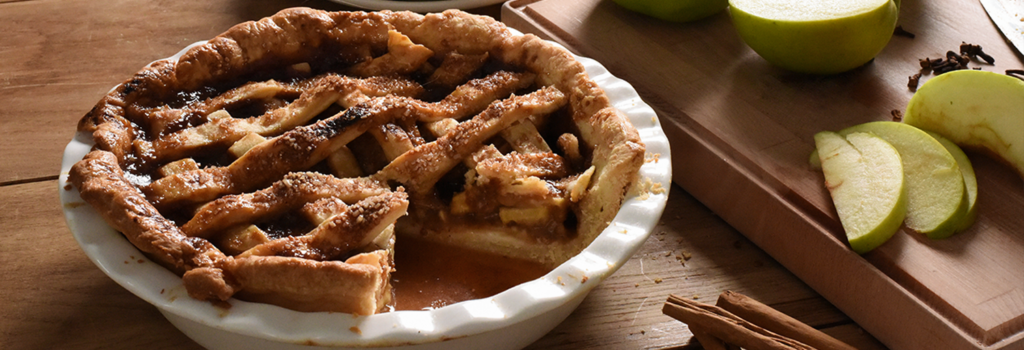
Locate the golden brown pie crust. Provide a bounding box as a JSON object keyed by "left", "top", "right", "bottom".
{"left": 69, "top": 8, "right": 645, "bottom": 315}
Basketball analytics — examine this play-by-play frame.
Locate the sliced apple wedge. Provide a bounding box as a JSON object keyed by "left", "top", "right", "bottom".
{"left": 904, "top": 70, "right": 1024, "bottom": 178}
{"left": 815, "top": 131, "right": 906, "bottom": 253}
{"left": 841, "top": 121, "right": 969, "bottom": 239}
{"left": 927, "top": 131, "right": 978, "bottom": 232}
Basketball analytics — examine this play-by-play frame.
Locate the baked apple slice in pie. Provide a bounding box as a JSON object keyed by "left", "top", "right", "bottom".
{"left": 69, "top": 8, "right": 645, "bottom": 315}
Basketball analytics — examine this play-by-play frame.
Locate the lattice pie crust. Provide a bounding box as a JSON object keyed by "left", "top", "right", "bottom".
{"left": 69, "top": 8, "right": 645, "bottom": 315}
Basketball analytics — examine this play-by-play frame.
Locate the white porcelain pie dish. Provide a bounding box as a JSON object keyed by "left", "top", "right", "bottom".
{"left": 58, "top": 30, "right": 672, "bottom": 350}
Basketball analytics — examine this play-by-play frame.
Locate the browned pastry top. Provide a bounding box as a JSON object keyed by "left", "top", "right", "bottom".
{"left": 69, "top": 7, "right": 645, "bottom": 315}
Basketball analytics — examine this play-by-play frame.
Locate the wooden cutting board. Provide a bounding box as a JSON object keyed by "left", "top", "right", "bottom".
{"left": 502, "top": 0, "right": 1024, "bottom": 349}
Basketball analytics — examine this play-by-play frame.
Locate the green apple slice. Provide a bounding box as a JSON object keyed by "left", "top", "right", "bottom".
{"left": 927, "top": 131, "right": 978, "bottom": 232}
{"left": 904, "top": 69, "right": 1024, "bottom": 178}
{"left": 815, "top": 131, "right": 906, "bottom": 253}
{"left": 809, "top": 149, "right": 822, "bottom": 170}
{"left": 841, "top": 121, "right": 969, "bottom": 239}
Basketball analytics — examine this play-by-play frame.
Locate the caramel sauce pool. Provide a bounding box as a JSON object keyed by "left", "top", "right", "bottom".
{"left": 390, "top": 236, "right": 550, "bottom": 311}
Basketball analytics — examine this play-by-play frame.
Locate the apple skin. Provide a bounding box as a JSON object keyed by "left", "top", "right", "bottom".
{"left": 841, "top": 121, "right": 969, "bottom": 239}
{"left": 904, "top": 70, "right": 1024, "bottom": 178}
{"left": 927, "top": 131, "right": 977, "bottom": 232}
{"left": 613, "top": 0, "right": 728, "bottom": 22}
{"left": 728, "top": 0, "right": 898, "bottom": 74}
{"left": 815, "top": 131, "right": 906, "bottom": 254}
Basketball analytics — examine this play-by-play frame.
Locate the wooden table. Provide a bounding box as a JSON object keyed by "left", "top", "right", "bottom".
{"left": 0, "top": 0, "right": 914, "bottom": 349}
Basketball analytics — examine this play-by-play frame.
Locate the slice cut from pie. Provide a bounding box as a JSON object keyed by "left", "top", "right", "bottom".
{"left": 69, "top": 8, "right": 646, "bottom": 315}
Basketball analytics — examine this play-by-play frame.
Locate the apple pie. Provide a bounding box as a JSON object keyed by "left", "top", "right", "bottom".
{"left": 69, "top": 8, "right": 645, "bottom": 315}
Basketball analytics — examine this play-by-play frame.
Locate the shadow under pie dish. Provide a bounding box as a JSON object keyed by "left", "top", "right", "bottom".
{"left": 60, "top": 7, "right": 671, "bottom": 349}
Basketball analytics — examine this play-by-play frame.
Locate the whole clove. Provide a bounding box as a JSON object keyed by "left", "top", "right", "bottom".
{"left": 919, "top": 57, "right": 944, "bottom": 71}
{"left": 960, "top": 42, "right": 980, "bottom": 56}
{"left": 1007, "top": 70, "right": 1024, "bottom": 81}
{"left": 908, "top": 73, "right": 921, "bottom": 91}
{"left": 891, "top": 109, "right": 904, "bottom": 121}
{"left": 933, "top": 60, "right": 962, "bottom": 74}
{"left": 959, "top": 42, "right": 995, "bottom": 64}
{"left": 946, "top": 51, "right": 968, "bottom": 67}
{"left": 978, "top": 51, "right": 995, "bottom": 64}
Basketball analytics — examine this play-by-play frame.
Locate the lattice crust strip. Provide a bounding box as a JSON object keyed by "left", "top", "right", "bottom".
{"left": 144, "top": 75, "right": 426, "bottom": 162}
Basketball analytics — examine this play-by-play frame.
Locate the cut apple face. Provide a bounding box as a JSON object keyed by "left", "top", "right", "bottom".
{"left": 840, "top": 121, "right": 969, "bottom": 239}
{"left": 927, "top": 131, "right": 978, "bottom": 232}
{"left": 728, "top": 0, "right": 898, "bottom": 74}
{"left": 904, "top": 69, "right": 1024, "bottom": 178}
{"left": 815, "top": 131, "right": 906, "bottom": 253}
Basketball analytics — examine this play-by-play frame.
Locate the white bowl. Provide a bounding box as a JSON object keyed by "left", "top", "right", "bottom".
{"left": 59, "top": 32, "right": 672, "bottom": 350}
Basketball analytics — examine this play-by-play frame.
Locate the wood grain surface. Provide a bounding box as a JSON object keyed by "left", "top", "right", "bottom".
{"left": 503, "top": 0, "right": 1024, "bottom": 349}
{"left": 1, "top": 0, "right": 893, "bottom": 349}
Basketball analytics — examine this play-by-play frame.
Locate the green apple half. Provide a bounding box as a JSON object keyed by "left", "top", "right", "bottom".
{"left": 904, "top": 69, "right": 1024, "bottom": 178}
{"left": 613, "top": 0, "right": 729, "bottom": 22}
{"left": 815, "top": 131, "right": 906, "bottom": 253}
{"left": 841, "top": 121, "right": 969, "bottom": 239}
{"left": 728, "top": 0, "right": 898, "bottom": 74}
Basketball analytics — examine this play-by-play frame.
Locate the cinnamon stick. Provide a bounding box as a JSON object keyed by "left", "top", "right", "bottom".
{"left": 662, "top": 294, "right": 814, "bottom": 350}
{"left": 716, "top": 291, "right": 856, "bottom": 350}
{"left": 689, "top": 326, "right": 733, "bottom": 350}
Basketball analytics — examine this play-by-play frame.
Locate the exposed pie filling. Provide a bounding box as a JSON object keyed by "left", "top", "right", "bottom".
{"left": 69, "top": 8, "right": 645, "bottom": 315}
